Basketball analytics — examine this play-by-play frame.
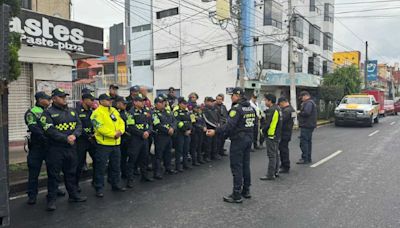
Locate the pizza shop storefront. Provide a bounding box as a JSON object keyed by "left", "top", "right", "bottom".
{"left": 8, "top": 9, "right": 103, "bottom": 142}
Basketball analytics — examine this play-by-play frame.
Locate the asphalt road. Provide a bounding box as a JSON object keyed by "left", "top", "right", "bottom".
{"left": 8, "top": 116, "right": 400, "bottom": 228}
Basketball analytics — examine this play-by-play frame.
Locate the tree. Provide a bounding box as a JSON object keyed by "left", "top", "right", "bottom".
{"left": 1, "top": 0, "right": 21, "bottom": 82}
{"left": 323, "top": 65, "right": 362, "bottom": 96}
{"left": 319, "top": 85, "right": 344, "bottom": 119}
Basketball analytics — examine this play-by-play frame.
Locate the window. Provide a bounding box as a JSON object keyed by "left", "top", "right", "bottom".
{"left": 323, "top": 61, "right": 332, "bottom": 75}
{"left": 156, "top": 7, "right": 179, "bottom": 19}
{"left": 324, "top": 3, "right": 334, "bottom": 22}
{"left": 132, "top": 24, "right": 151, "bottom": 33}
{"left": 323, "top": 32, "right": 333, "bottom": 51}
{"left": 263, "top": 44, "right": 282, "bottom": 70}
{"left": 292, "top": 17, "right": 303, "bottom": 38}
{"left": 21, "top": 0, "right": 32, "bottom": 9}
{"left": 295, "top": 52, "right": 303, "bottom": 73}
{"left": 309, "top": 25, "right": 321, "bottom": 45}
{"left": 308, "top": 56, "right": 321, "bottom": 75}
{"left": 156, "top": 51, "right": 179, "bottom": 60}
{"left": 310, "top": 0, "right": 321, "bottom": 13}
{"left": 264, "top": 0, "right": 282, "bottom": 29}
{"left": 227, "top": 44, "right": 233, "bottom": 61}
{"left": 133, "top": 60, "right": 151, "bottom": 66}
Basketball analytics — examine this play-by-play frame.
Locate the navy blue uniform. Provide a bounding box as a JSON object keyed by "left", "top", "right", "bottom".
{"left": 24, "top": 104, "right": 49, "bottom": 199}
{"left": 118, "top": 108, "right": 130, "bottom": 179}
{"left": 190, "top": 111, "right": 206, "bottom": 164}
{"left": 216, "top": 99, "right": 255, "bottom": 195}
{"left": 174, "top": 108, "right": 193, "bottom": 170}
{"left": 152, "top": 108, "right": 176, "bottom": 176}
{"left": 126, "top": 107, "right": 152, "bottom": 181}
{"left": 75, "top": 103, "right": 95, "bottom": 187}
{"left": 41, "top": 104, "right": 82, "bottom": 202}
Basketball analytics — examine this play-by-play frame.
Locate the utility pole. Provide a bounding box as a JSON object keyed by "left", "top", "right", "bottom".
{"left": 288, "top": 0, "right": 298, "bottom": 125}
{"left": 365, "top": 41, "right": 368, "bottom": 89}
{"left": 236, "top": 0, "right": 245, "bottom": 88}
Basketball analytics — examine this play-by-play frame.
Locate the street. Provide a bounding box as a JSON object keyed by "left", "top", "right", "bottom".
{"left": 8, "top": 116, "right": 400, "bottom": 228}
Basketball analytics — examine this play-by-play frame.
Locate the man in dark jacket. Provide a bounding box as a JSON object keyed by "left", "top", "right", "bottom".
{"left": 297, "top": 91, "right": 317, "bottom": 164}
{"left": 277, "top": 97, "right": 295, "bottom": 173}
{"left": 203, "top": 97, "right": 221, "bottom": 161}
{"left": 260, "top": 94, "right": 282, "bottom": 181}
{"left": 215, "top": 94, "right": 228, "bottom": 156}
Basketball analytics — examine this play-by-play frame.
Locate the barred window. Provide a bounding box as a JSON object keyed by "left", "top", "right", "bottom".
{"left": 263, "top": 44, "right": 282, "bottom": 70}
{"left": 264, "top": 0, "right": 282, "bottom": 29}
{"left": 324, "top": 3, "right": 334, "bottom": 23}
{"left": 309, "top": 25, "right": 321, "bottom": 46}
{"left": 323, "top": 32, "right": 333, "bottom": 51}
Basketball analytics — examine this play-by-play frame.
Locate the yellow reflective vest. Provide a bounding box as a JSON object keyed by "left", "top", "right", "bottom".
{"left": 91, "top": 105, "right": 125, "bottom": 146}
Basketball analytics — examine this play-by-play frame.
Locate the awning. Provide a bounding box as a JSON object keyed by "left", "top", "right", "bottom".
{"left": 18, "top": 45, "right": 74, "bottom": 66}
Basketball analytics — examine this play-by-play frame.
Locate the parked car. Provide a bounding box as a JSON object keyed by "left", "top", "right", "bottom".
{"left": 384, "top": 100, "right": 395, "bottom": 116}
{"left": 334, "top": 94, "right": 379, "bottom": 127}
{"left": 394, "top": 99, "right": 400, "bottom": 115}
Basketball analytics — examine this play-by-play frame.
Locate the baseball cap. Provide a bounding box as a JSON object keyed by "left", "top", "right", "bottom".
{"left": 231, "top": 87, "right": 244, "bottom": 96}
{"left": 161, "top": 94, "right": 168, "bottom": 100}
{"left": 115, "top": 96, "right": 129, "bottom": 104}
{"left": 178, "top": 97, "right": 188, "bottom": 104}
{"left": 109, "top": 84, "right": 119, "bottom": 89}
{"left": 51, "top": 88, "right": 69, "bottom": 97}
{"left": 205, "top": 97, "right": 215, "bottom": 102}
{"left": 133, "top": 93, "right": 145, "bottom": 102}
{"left": 154, "top": 96, "right": 165, "bottom": 104}
{"left": 35, "top": 91, "right": 51, "bottom": 100}
{"left": 82, "top": 93, "right": 95, "bottom": 100}
{"left": 129, "top": 85, "right": 140, "bottom": 92}
{"left": 98, "top": 93, "right": 112, "bottom": 101}
{"left": 81, "top": 87, "right": 94, "bottom": 95}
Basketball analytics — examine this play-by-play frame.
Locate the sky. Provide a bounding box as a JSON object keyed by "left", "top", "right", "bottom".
{"left": 71, "top": 0, "right": 400, "bottom": 64}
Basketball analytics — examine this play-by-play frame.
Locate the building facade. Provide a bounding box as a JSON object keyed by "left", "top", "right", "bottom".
{"left": 8, "top": 1, "right": 103, "bottom": 142}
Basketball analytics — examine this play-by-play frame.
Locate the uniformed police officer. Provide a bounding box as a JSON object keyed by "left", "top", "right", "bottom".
{"left": 207, "top": 87, "right": 255, "bottom": 203}
{"left": 115, "top": 96, "right": 130, "bottom": 179}
{"left": 174, "top": 97, "right": 193, "bottom": 171}
{"left": 126, "top": 94, "right": 154, "bottom": 188}
{"left": 75, "top": 93, "right": 96, "bottom": 191}
{"left": 91, "top": 94, "right": 126, "bottom": 197}
{"left": 24, "top": 91, "right": 52, "bottom": 205}
{"left": 190, "top": 104, "right": 207, "bottom": 165}
{"left": 152, "top": 96, "right": 177, "bottom": 179}
{"left": 41, "top": 88, "right": 87, "bottom": 211}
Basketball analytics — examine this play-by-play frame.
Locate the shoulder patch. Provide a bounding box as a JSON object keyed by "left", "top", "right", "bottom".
{"left": 26, "top": 113, "right": 36, "bottom": 125}
{"left": 229, "top": 110, "right": 237, "bottom": 118}
{"left": 71, "top": 111, "right": 76, "bottom": 116}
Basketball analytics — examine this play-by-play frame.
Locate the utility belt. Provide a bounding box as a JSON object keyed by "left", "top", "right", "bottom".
{"left": 230, "top": 131, "right": 252, "bottom": 141}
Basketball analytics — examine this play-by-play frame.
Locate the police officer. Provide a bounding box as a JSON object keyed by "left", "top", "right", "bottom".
{"left": 190, "top": 104, "right": 207, "bottom": 165}
{"left": 41, "top": 88, "right": 87, "bottom": 211}
{"left": 152, "top": 96, "right": 177, "bottom": 179}
{"left": 206, "top": 87, "right": 255, "bottom": 203}
{"left": 108, "top": 84, "right": 120, "bottom": 108}
{"left": 24, "top": 92, "right": 52, "bottom": 205}
{"left": 126, "top": 85, "right": 140, "bottom": 112}
{"left": 260, "top": 94, "right": 282, "bottom": 181}
{"left": 91, "top": 94, "right": 126, "bottom": 197}
{"left": 215, "top": 94, "right": 228, "bottom": 156}
{"left": 75, "top": 93, "right": 96, "bottom": 192}
{"left": 173, "top": 97, "right": 193, "bottom": 171}
{"left": 115, "top": 96, "right": 130, "bottom": 179}
{"left": 126, "top": 94, "right": 153, "bottom": 188}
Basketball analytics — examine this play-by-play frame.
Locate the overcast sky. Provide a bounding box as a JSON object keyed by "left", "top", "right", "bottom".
{"left": 71, "top": 0, "right": 400, "bottom": 64}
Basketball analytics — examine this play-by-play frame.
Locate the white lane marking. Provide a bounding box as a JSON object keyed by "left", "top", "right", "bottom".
{"left": 310, "top": 150, "right": 343, "bottom": 168}
{"left": 368, "top": 130, "right": 380, "bottom": 137}
{"left": 390, "top": 122, "right": 396, "bottom": 126}
{"left": 10, "top": 179, "right": 92, "bottom": 201}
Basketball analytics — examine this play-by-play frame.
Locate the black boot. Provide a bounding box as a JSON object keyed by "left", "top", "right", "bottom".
{"left": 56, "top": 189, "right": 66, "bottom": 197}
{"left": 27, "top": 196, "right": 37, "bottom": 205}
{"left": 47, "top": 200, "right": 57, "bottom": 211}
{"left": 68, "top": 195, "right": 87, "bottom": 203}
{"left": 241, "top": 188, "right": 251, "bottom": 199}
{"left": 141, "top": 175, "right": 154, "bottom": 182}
{"left": 223, "top": 191, "right": 243, "bottom": 204}
{"left": 126, "top": 179, "right": 134, "bottom": 189}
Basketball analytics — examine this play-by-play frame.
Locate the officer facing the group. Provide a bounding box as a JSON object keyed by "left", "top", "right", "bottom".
{"left": 91, "top": 93, "right": 126, "bottom": 197}
{"left": 24, "top": 92, "right": 52, "bottom": 205}
{"left": 277, "top": 97, "right": 295, "bottom": 173}
{"left": 126, "top": 94, "right": 154, "bottom": 187}
{"left": 75, "top": 93, "right": 96, "bottom": 191}
{"left": 207, "top": 87, "right": 255, "bottom": 203}
{"left": 41, "top": 88, "right": 87, "bottom": 211}
{"left": 152, "top": 96, "right": 177, "bottom": 178}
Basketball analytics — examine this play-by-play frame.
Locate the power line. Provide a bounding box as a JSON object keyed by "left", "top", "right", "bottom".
{"left": 335, "top": 6, "right": 400, "bottom": 14}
